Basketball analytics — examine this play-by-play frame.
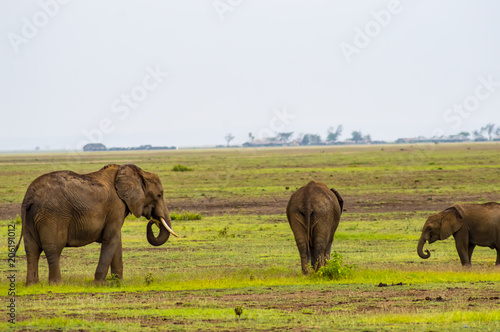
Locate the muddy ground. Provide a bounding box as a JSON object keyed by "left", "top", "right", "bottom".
{"left": 13, "top": 283, "right": 500, "bottom": 329}
{"left": 2, "top": 193, "right": 498, "bottom": 220}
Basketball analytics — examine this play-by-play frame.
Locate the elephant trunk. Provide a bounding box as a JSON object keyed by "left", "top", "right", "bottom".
{"left": 417, "top": 233, "right": 431, "bottom": 259}
{"left": 147, "top": 217, "right": 177, "bottom": 246}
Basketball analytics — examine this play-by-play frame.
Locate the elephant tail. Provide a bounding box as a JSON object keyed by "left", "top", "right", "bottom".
{"left": 306, "top": 210, "right": 313, "bottom": 252}
{"left": 14, "top": 232, "right": 23, "bottom": 255}
{"left": 14, "top": 200, "right": 32, "bottom": 256}
{"left": 14, "top": 206, "right": 27, "bottom": 256}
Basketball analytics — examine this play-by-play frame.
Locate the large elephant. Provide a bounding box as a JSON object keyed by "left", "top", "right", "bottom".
{"left": 417, "top": 202, "right": 500, "bottom": 266}
{"left": 15, "top": 164, "right": 178, "bottom": 285}
{"left": 286, "top": 181, "right": 344, "bottom": 274}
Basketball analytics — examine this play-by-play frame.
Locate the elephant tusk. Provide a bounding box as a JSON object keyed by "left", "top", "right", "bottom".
{"left": 160, "top": 217, "right": 178, "bottom": 237}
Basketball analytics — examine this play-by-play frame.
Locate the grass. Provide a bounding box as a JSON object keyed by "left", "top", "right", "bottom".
{"left": 170, "top": 211, "right": 202, "bottom": 220}
{"left": 0, "top": 143, "right": 499, "bottom": 330}
{"left": 1, "top": 143, "right": 499, "bottom": 203}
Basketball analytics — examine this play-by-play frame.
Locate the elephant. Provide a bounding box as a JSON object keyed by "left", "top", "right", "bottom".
{"left": 286, "top": 181, "right": 344, "bottom": 274}
{"left": 417, "top": 202, "right": 500, "bottom": 266}
{"left": 14, "top": 164, "right": 178, "bottom": 285}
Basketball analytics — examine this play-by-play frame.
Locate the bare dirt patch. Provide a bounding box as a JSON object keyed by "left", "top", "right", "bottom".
{"left": 12, "top": 283, "right": 500, "bottom": 327}
{"left": 167, "top": 193, "right": 498, "bottom": 217}
{"left": 2, "top": 193, "right": 497, "bottom": 220}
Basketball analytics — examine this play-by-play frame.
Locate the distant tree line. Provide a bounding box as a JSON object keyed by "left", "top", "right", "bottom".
{"left": 83, "top": 143, "right": 176, "bottom": 152}
{"left": 236, "top": 122, "right": 500, "bottom": 148}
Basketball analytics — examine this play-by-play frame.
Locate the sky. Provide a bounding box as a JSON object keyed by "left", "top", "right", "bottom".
{"left": 1, "top": 0, "right": 500, "bottom": 151}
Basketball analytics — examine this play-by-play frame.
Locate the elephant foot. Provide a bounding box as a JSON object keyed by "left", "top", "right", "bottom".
{"left": 48, "top": 279, "right": 63, "bottom": 285}
{"left": 26, "top": 280, "right": 39, "bottom": 287}
{"left": 93, "top": 279, "right": 106, "bottom": 286}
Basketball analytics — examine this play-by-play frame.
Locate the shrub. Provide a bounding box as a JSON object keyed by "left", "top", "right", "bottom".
{"left": 172, "top": 164, "right": 193, "bottom": 172}
{"left": 145, "top": 272, "right": 154, "bottom": 286}
{"left": 170, "top": 211, "right": 202, "bottom": 220}
{"left": 106, "top": 274, "right": 122, "bottom": 288}
{"left": 313, "top": 251, "right": 356, "bottom": 281}
{"left": 218, "top": 226, "right": 235, "bottom": 238}
{"left": 218, "top": 226, "right": 229, "bottom": 237}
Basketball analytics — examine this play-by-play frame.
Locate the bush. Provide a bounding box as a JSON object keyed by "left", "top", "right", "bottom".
{"left": 106, "top": 274, "right": 122, "bottom": 288}
{"left": 313, "top": 251, "right": 356, "bottom": 281}
{"left": 144, "top": 272, "right": 154, "bottom": 286}
{"left": 170, "top": 211, "right": 202, "bottom": 220}
{"left": 172, "top": 164, "right": 193, "bottom": 172}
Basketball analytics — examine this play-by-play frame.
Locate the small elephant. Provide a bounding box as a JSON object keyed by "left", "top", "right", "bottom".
{"left": 417, "top": 202, "right": 500, "bottom": 266}
{"left": 286, "top": 181, "right": 344, "bottom": 274}
{"left": 15, "top": 164, "right": 178, "bottom": 285}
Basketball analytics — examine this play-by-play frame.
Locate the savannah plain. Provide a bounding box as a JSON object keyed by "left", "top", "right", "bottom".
{"left": 1, "top": 142, "right": 499, "bottom": 331}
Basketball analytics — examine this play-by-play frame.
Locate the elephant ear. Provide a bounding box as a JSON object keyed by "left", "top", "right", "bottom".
{"left": 330, "top": 188, "right": 344, "bottom": 214}
{"left": 115, "top": 164, "right": 146, "bottom": 218}
{"left": 440, "top": 205, "right": 464, "bottom": 240}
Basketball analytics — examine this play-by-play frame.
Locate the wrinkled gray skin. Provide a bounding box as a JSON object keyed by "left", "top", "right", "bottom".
{"left": 417, "top": 202, "right": 500, "bottom": 266}
{"left": 286, "top": 181, "right": 344, "bottom": 275}
{"left": 16, "top": 164, "right": 175, "bottom": 285}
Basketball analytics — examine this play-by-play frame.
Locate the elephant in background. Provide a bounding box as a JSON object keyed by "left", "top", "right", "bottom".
{"left": 15, "top": 164, "right": 178, "bottom": 285}
{"left": 417, "top": 202, "right": 500, "bottom": 266}
{"left": 286, "top": 181, "right": 344, "bottom": 274}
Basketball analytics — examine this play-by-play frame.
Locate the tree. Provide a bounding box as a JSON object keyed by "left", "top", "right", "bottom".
{"left": 458, "top": 131, "right": 470, "bottom": 138}
{"left": 364, "top": 134, "right": 372, "bottom": 143}
{"left": 351, "top": 131, "right": 363, "bottom": 143}
{"left": 277, "top": 132, "right": 293, "bottom": 143}
{"left": 481, "top": 123, "right": 496, "bottom": 140}
{"left": 326, "top": 125, "right": 343, "bottom": 143}
{"left": 248, "top": 132, "right": 254, "bottom": 142}
{"left": 301, "top": 134, "right": 321, "bottom": 145}
{"left": 224, "top": 133, "right": 235, "bottom": 146}
{"left": 83, "top": 143, "right": 106, "bottom": 151}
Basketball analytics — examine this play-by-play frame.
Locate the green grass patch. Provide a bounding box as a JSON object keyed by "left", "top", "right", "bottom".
{"left": 1, "top": 144, "right": 500, "bottom": 330}
{"left": 170, "top": 211, "right": 202, "bottom": 220}
{"left": 172, "top": 164, "right": 193, "bottom": 172}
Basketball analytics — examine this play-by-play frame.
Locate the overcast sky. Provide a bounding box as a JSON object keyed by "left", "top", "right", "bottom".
{"left": 1, "top": 1, "right": 500, "bottom": 151}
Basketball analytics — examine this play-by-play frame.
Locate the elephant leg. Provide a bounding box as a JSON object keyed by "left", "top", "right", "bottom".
{"left": 296, "top": 242, "right": 310, "bottom": 275}
{"left": 44, "top": 245, "right": 64, "bottom": 284}
{"left": 468, "top": 243, "right": 476, "bottom": 263}
{"left": 325, "top": 237, "right": 334, "bottom": 261}
{"left": 496, "top": 248, "right": 500, "bottom": 266}
{"left": 454, "top": 231, "right": 471, "bottom": 266}
{"left": 24, "top": 231, "right": 42, "bottom": 286}
{"left": 311, "top": 240, "right": 327, "bottom": 271}
{"left": 110, "top": 240, "right": 123, "bottom": 279}
{"left": 94, "top": 234, "right": 121, "bottom": 283}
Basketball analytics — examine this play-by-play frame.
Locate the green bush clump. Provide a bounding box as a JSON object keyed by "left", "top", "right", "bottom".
{"left": 172, "top": 164, "right": 193, "bottom": 172}
{"left": 170, "top": 211, "right": 202, "bottom": 220}
{"left": 313, "top": 252, "right": 356, "bottom": 281}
